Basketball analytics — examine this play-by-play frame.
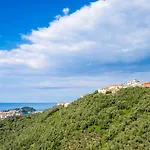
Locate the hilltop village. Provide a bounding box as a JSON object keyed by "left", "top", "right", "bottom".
{"left": 57, "top": 79, "right": 150, "bottom": 106}
{"left": 80, "top": 79, "right": 150, "bottom": 98}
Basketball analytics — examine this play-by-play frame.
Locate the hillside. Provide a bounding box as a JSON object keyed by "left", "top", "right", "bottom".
{"left": 0, "top": 87, "right": 150, "bottom": 150}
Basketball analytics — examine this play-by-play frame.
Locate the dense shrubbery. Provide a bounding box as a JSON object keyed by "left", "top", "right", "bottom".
{"left": 0, "top": 87, "right": 150, "bottom": 150}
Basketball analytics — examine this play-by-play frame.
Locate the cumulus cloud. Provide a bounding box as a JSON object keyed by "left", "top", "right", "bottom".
{"left": 55, "top": 15, "right": 61, "bottom": 20}
{"left": 0, "top": 0, "right": 150, "bottom": 69}
{"left": 62, "top": 8, "right": 70, "bottom": 15}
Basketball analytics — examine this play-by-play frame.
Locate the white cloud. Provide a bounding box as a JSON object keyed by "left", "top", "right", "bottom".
{"left": 55, "top": 15, "right": 61, "bottom": 20}
{"left": 0, "top": 0, "right": 150, "bottom": 69}
{"left": 62, "top": 8, "right": 70, "bottom": 15}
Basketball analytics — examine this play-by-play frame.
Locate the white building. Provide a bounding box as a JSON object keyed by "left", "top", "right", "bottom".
{"left": 0, "top": 113, "right": 4, "bottom": 119}
{"left": 64, "top": 103, "right": 70, "bottom": 107}
{"left": 98, "top": 88, "right": 107, "bottom": 94}
{"left": 108, "top": 84, "right": 123, "bottom": 91}
{"left": 106, "top": 84, "right": 123, "bottom": 94}
{"left": 127, "top": 79, "right": 140, "bottom": 87}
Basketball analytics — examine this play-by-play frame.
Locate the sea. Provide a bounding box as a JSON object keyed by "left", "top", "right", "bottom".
{"left": 0, "top": 103, "right": 57, "bottom": 112}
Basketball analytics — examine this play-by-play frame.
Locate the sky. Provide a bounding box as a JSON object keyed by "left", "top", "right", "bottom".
{"left": 0, "top": 0, "right": 150, "bottom": 103}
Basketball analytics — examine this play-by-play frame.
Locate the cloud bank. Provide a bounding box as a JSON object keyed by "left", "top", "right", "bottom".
{"left": 0, "top": 0, "right": 150, "bottom": 69}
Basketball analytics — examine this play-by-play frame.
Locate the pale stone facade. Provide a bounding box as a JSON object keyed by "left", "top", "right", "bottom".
{"left": 107, "top": 84, "right": 123, "bottom": 93}
{"left": 98, "top": 88, "right": 107, "bottom": 94}
{"left": 127, "top": 79, "right": 140, "bottom": 87}
{"left": 108, "top": 84, "right": 123, "bottom": 90}
{"left": 64, "top": 103, "right": 70, "bottom": 107}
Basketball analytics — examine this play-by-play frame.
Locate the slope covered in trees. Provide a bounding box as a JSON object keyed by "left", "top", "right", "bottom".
{"left": 0, "top": 87, "right": 150, "bottom": 150}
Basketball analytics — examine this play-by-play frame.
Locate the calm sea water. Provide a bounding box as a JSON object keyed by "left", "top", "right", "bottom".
{"left": 0, "top": 103, "right": 57, "bottom": 112}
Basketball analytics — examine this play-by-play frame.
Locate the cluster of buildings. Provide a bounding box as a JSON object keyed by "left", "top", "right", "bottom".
{"left": 80, "top": 79, "right": 150, "bottom": 97}
{"left": 57, "top": 102, "right": 71, "bottom": 107}
{"left": 98, "top": 79, "right": 150, "bottom": 94}
{"left": 0, "top": 110, "right": 22, "bottom": 119}
{"left": 56, "top": 79, "right": 150, "bottom": 107}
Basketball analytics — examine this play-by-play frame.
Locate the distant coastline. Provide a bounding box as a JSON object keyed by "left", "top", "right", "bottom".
{"left": 0, "top": 103, "right": 57, "bottom": 112}
{"left": 0, "top": 106, "right": 37, "bottom": 119}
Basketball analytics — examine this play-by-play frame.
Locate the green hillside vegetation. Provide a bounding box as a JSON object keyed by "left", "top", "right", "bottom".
{"left": 0, "top": 87, "right": 150, "bottom": 150}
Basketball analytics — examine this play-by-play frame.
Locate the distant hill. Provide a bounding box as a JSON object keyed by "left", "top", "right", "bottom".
{"left": 19, "top": 106, "right": 36, "bottom": 114}
{"left": 0, "top": 87, "right": 150, "bottom": 150}
{"left": 3, "top": 106, "right": 36, "bottom": 114}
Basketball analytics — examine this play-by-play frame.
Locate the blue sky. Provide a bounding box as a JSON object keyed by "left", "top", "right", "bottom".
{"left": 0, "top": 0, "right": 96, "bottom": 49}
{"left": 0, "top": 0, "right": 150, "bottom": 103}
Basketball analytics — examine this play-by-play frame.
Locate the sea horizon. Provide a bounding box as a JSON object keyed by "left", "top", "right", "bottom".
{"left": 0, "top": 102, "right": 57, "bottom": 112}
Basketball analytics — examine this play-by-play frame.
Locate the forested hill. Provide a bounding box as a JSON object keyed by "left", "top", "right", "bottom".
{"left": 0, "top": 87, "right": 150, "bottom": 150}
